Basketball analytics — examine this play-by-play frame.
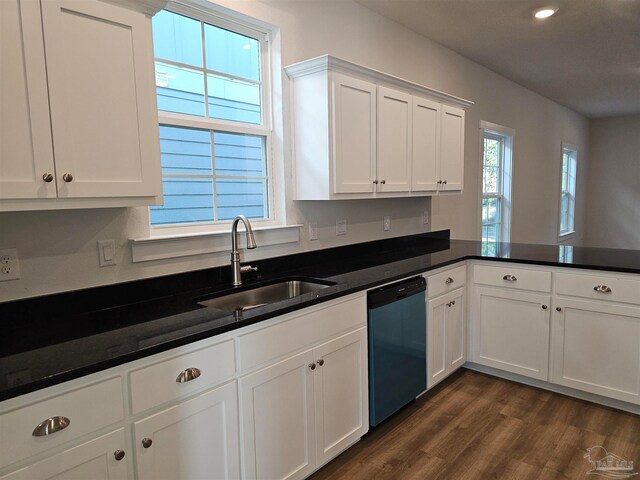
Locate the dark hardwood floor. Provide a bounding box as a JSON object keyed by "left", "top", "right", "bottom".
{"left": 310, "top": 369, "right": 640, "bottom": 480}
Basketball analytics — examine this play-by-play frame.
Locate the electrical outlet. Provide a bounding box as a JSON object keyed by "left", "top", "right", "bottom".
{"left": 309, "top": 222, "right": 318, "bottom": 241}
{"left": 336, "top": 219, "right": 347, "bottom": 236}
{"left": 98, "top": 240, "right": 116, "bottom": 267}
{"left": 383, "top": 216, "right": 391, "bottom": 231}
{"left": 423, "top": 210, "right": 430, "bottom": 225}
{"left": 0, "top": 248, "right": 20, "bottom": 281}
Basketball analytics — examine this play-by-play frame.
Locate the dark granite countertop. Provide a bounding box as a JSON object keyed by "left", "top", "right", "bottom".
{"left": 1, "top": 231, "right": 638, "bottom": 401}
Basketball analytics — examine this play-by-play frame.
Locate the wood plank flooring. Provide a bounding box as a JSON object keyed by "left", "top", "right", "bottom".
{"left": 310, "top": 369, "right": 640, "bottom": 480}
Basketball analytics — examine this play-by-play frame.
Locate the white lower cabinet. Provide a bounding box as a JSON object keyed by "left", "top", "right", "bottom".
{"left": 313, "top": 329, "right": 368, "bottom": 466}
{"left": 1, "top": 428, "right": 127, "bottom": 480}
{"left": 427, "top": 287, "right": 466, "bottom": 388}
{"left": 550, "top": 299, "right": 640, "bottom": 405}
{"left": 240, "top": 327, "right": 368, "bottom": 480}
{"left": 471, "top": 286, "right": 551, "bottom": 381}
{"left": 134, "top": 381, "right": 240, "bottom": 480}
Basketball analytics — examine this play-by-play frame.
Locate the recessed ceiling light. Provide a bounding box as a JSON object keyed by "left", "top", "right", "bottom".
{"left": 533, "top": 7, "right": 558, "bottom": 19}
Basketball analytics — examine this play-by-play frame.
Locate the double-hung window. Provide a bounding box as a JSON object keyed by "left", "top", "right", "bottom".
{"left": 149, "top": 7, "right": 273, "bottom": 230}
{"left": 559, "top": 144, "right": 577, "bottom": 238}
{"left": 480, "top": 122, "right": 513, "bottom": 255}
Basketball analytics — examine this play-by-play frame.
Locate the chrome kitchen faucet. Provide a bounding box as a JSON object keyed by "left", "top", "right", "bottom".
{"left": 230, "top": 215, "right": 258, "bottom": 286}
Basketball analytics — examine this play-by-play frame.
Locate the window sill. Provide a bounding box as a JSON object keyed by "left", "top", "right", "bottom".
{"left": 130, "top": 224, "right": 302, "bottom": 263}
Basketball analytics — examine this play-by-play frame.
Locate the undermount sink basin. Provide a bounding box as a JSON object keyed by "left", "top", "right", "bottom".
{"left": 196, "top": 278, "right": 336, "bottom": 313}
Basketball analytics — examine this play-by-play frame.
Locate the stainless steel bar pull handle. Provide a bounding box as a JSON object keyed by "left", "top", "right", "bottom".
{"left": 176, "top": 367, "right": 201, "bottom": 383}
{"left": 503, "top": 275, "right": 517, "bottom": 282}
{"left": 32, "top": 416, "right": 70, "bottom": 437}
{"left": 445, "top": 277, "right": 454, "bottom": 284}
{"left": 593, "top": 285, "right": 612, "bottom": 293}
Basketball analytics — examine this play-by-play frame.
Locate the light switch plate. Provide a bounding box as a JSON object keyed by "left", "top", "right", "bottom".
{"left": 383, "top": 216, "right": 391, "bottom": 231}
{"left": 98, "top": 240, "right": 116, "bottom": 267}
{"left": 336, "top": 219, "right": 347, "bottom": 236}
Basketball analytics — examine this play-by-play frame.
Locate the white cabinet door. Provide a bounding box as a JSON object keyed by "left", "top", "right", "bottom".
{"left": 427, "top": 287, "right": 466, "bottom": 389}
{"left": 447, "top": 288, "right": 466, "bottom": 373}
{"left": 439, "top": 105, "right": 465, "bottom": 191}
{"left": 472, "top": 286, "right": 551, "bottom": 380}
{"left": 411, "top": 96, "right": 440, "bottom": 192}
{"left": 40, "top": 0, "right": 160, "bottom": 199}
{"left": 0, "top": 0, "right": 56, "bottom": 200}
{"left": 240, "top": 350, "right": 316, "bottom": 480}
{"left": 1, "top": 429, "right": 128, "bottom": 480}
{"left": 313, "top": 328, "right": 368, "bottom": 466}
{"left": 427, "top": 294, "right": 448, "bottom": 388}
{"left": 377, "top": 86, "right": 411, "bottom": 193}
{"left": 332, "top": 73, "right": 376, "bottom": 194}
{"left": 550, "top": 299, "right": 640, "bottom": 404}
{"left": 134, "top": 382, "right": 240, "bottom": 480}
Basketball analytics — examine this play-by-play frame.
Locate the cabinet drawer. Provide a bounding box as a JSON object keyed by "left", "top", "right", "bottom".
{"left": 428, "top": 264, "right": 466, "bottom": 298}
{"left": 0, "top": 377, "right": 123, "bottom": 470}
{"left": 129, "top": 339, "right": 236, "bottom": 414}
{"left": 238, "top": 293, "right": 366, "bottom": 373}
{"left": 555, "top": 271, "right": 640, "bottom": 305}
{"left": 473, "top": 264, "right": 551, "bottom": 292}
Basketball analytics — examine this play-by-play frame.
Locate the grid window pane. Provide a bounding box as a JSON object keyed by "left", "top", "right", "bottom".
{"left": 483, "top": 138, "right": 501, "bottom": 167}
{"left": 483, "top": 166, "right": 500, "bottom": 194}
{"left": 152, "top": 10, "right": 203, "bottom": 67}
{"left": 160, "top": 125, "right": 212, "bottom": 175}
{"left": 214, "top": 132, "right": 265, "bottom": 176}
{"left": 482, "top": 197, "right": 501, "bottom": 226}
{"left": 204, "top": 24, "right": 260, "bottom": 82}
{"left": 216, "top": 178, "right": 267, "bottom": 220}
{"left": 155, "top": 62, "right": 206, "bottom": 116}
{"left": 150, "top": 178, "right": 214, "bottom": 225}
{"left": 207, "top": 74, "right": 261, "bottom": 124}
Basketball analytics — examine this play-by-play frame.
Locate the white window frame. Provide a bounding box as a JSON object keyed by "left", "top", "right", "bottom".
{"left": 149, "top": 0, "right": 285, "bottom": 236}
{"left": 479, "top": 120, "right": 514, "bottom": 246}
{"left": 558, "top": 142, "right": 578, "bottom": 242}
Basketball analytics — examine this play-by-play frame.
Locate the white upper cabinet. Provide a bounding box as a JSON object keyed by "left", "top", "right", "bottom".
{"left": 0, "top": 0, "right": 55, "bottom": 200}
{"left": 411, "top": 96, "right": 440, "bottom": 192}
{"left": 285, "top": 55, "right": 472, "bottom": 200}
{"left": 377, "top": 86, "right": 412, "bottom": 192}
{"left": 0, "top": 0, "right": 162, "bottom": 211}
{"left": 333, "top": 73, "right": 377, "bottom": 194}
{"left": 439, "top": 105, "right": 465, "bottom": 191}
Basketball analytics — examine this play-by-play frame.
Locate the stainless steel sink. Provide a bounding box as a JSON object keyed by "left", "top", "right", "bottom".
{"left": 197, "top": 279, "right": 335, "bottom": 312}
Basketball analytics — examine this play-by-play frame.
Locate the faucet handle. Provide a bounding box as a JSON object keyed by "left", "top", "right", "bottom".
{"left": 240, "top": 265, "right": 258, "bottom": 273}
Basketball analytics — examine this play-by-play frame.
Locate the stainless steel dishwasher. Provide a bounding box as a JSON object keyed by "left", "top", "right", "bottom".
{"left": 367, "top": 276, "right": 427, "bottom": 426}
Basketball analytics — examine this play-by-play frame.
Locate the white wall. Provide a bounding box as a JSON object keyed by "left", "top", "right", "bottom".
{"left": 0, "top": 0, "right": 590, "bottom": 302}
{"left": 584, "top": 115, "right": 640, "bottom": 249}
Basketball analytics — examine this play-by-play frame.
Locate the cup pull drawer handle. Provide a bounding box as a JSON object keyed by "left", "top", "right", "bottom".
{"left": 176, "top": 367, "right": 201, "bottom": 383}
{"left": 593, "top": 285, "right": 612, "bottom": 293}
{"left": 445, "top": 277, "right": 454, "bottom": 284}
{"left": 32, "top": 416, "right": 70, "bottom": 437}
{"left": 503, "top": 275, "right": 517, "bottom": 282}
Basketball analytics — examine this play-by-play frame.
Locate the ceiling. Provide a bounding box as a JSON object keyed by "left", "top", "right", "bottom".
{"left": 354, "top": 0, "right": 640, "bottom": 118}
